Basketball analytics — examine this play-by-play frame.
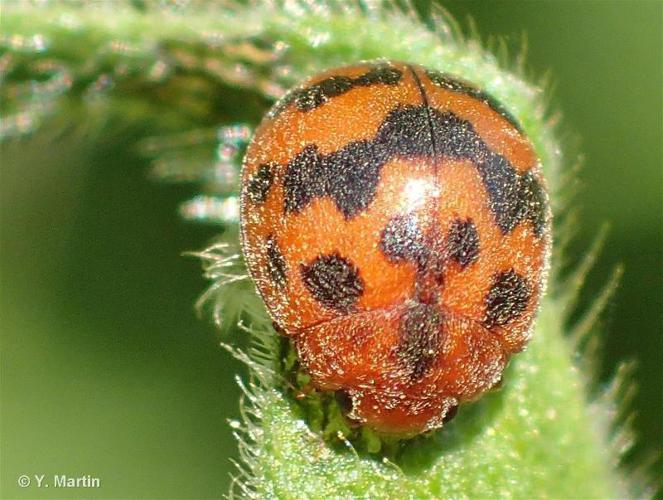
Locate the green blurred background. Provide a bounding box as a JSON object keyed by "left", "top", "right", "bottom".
{"left": 1, "top": 1, "right": 661, "bottom": 498}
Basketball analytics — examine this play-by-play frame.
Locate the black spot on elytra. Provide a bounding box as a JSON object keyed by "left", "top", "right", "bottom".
{"left": 246, "top": 163, "right": 275, "bottom": 204}
{"left": 380, "top": 214, "right": 429, "bottom": 265}
{"left": 266, "top": 235, "right": 287, "bottom": 288}
{"left": 280, "top": 105, "right": 547, "bottom": 234}
{"left": 282, "top": 142, "right": 384, "bottom": 218}
{"left": 374, "top": 105, "right": 435, "bottom": 157}
{"left": 295, "top": 75, "right": 354, "bottom": 112}
{"left": 426, "top": 70, "right": 523, "bottom": 133}
{"left": 516, "top": 171, "right": 547, "bottom": 237}
{"left": 398, "top": 302, "right": 444, "bottom": 380}
{"left": 484, "top": 269, "right": 531, "bottom": 328}
{"left": 424, "top": 109, "right": 547, "bottom": 235}
{"left": 447, "top": 219, "right": 480, "bottom": 268}
{"left": 282, "top": 145, "right": 325, "bottom": 214}
{"left": 273, "top": 64, "right": 403, "bottom": 116}
{"left": 282, "top": 106, "right": 431, "bottom": 218}
{"left": 301, "top": 253, "right": 364, "bottom": 313}
{"left": 476, "top": 154, "right": 547, "bottom": 236}
{"left": 354, "top": 65, "right": 404, "bottom": 86}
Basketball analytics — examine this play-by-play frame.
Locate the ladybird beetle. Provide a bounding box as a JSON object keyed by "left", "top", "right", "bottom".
{"left": 240, "top": 61, "right": 550, "bottom": 436}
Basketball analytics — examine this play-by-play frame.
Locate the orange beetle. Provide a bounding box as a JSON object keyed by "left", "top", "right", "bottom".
{"left": 240, "top": 61, "right": 550, "bottom": 435}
